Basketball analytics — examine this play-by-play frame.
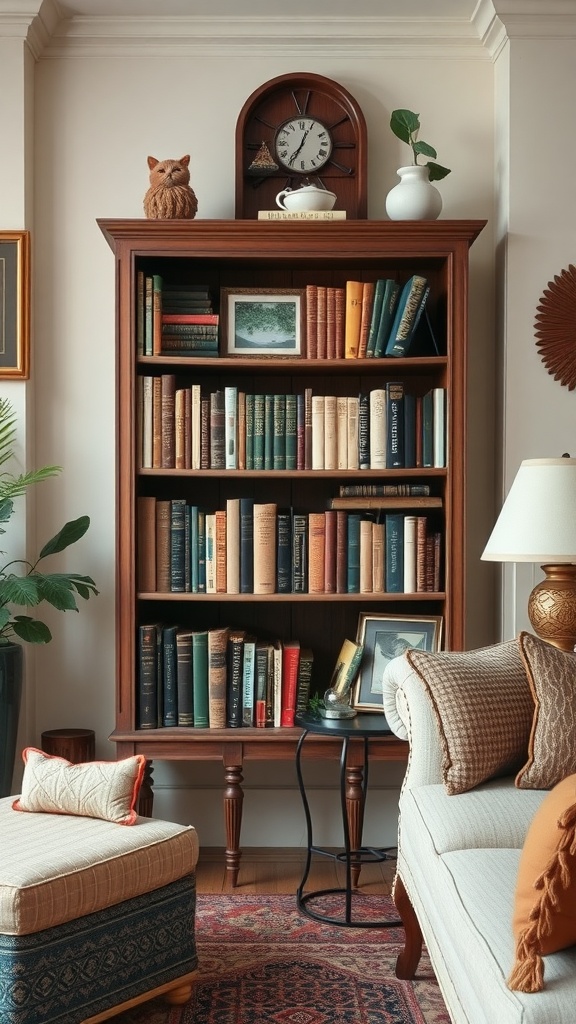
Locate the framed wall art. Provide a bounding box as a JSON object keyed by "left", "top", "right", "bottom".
{"left": 0, "top": 231, "right": 30, "bottom": 379}
{"left": 220, "top": 287, "right": 305, "bottom": 358}
{"left": 352, "top": 612, "right": 443, "bottom": 712}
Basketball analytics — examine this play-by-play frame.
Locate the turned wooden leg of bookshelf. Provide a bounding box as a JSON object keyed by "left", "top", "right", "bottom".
{"left": 138, "top": 760, "right": 154, "bottom": 817}
{"left": 223, "top": 760, "right": 244, "bottom": 887}
{"left": 345, "top": 762, "right": 365, "bottom": 888}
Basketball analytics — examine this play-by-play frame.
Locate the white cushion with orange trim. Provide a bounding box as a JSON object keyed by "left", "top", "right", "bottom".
{"left": 13, "top": 747, "right": 146, "bottom": 825}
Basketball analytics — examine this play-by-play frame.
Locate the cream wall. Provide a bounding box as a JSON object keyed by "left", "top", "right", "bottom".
{"left": 4, "top": 4, "right": 571, "bottom": 848}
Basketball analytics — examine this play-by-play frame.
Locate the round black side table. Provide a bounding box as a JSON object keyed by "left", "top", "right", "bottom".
{"left": 294, "top": 710, "right": 401, "bottom": 928}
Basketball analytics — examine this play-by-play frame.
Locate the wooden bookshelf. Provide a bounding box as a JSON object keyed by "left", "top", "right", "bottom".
{"left": 99, "top": 218, "right": 485, "bottom": 884}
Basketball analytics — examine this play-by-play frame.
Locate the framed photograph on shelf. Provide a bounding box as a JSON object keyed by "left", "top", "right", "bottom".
{"left": 220, "top": 287, "right": 305, "bottom": 358}
{"left": 352, "top": 613, "right": 443, "bottom": 712}
{"left": 0, "top": 231, "right": 30, "bottom": 379}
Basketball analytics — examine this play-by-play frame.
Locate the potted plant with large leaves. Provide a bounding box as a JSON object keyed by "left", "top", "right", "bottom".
{"left": 0, "top": 397, "right": 98, "bottom": 796}
{"left": 385, "top": 108, "right": 451, "bottom": 221}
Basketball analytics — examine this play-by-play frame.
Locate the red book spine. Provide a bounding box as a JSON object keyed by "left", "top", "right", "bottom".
{"left": 306, "top": 284, "right": 317, "bottom": 359}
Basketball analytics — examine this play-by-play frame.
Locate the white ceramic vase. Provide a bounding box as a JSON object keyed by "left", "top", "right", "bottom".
{"left": 385, "top": 165, "right": 442, "bottom": 221}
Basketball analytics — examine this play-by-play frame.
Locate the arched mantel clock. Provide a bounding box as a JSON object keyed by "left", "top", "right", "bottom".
{"left": 235, "top": 72, "right": 368, "bottom": 220}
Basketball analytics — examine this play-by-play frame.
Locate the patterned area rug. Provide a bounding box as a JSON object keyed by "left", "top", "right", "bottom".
{"left": 115, "top": 893, "right": 449, "bottom": 1024}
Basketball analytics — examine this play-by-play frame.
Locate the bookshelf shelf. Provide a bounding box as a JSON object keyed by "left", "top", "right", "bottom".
{"left": 100, "top": 217, "right": 485, "bottom": 885}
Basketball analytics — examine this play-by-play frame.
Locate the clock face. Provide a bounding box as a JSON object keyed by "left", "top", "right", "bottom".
{"left": 235, "top": 73, "right": 367, "bottom": 219}
{"left": 274, "top": 117, "right": 333, "bottom": 173}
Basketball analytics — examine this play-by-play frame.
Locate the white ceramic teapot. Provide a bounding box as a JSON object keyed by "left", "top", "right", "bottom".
{"left": 275, "top": 184, "right": 337, "bottom": 213}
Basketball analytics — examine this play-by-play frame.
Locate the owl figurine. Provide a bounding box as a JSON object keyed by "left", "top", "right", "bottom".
{"left": 143, "top": 155, "right": 198, "bottom": 219}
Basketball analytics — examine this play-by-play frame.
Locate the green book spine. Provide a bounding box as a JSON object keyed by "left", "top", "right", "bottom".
{"left": 384, "top": 275, "right": 427, "bottom": 357}
{"left": 365, "top": 278, "right": 387, "bottom": 358}
{"left": 346, "top": 513, "right": 361, "bottom": 593}
{"left": 197, "top": 509, "right": 206, "bottom": 593}
{"left": 190, "top": 505, "right": 199, "bottom": 593}
{"left": 273, "top": 394, "right": 286, "bottom": 470}
{"left": 176, "top": 630, "right": 194, "bottom": 726}
{"left": 255, "top": 642, "right": 269, "bottom": 728}
{"left": 192, "top": 631, "right": 209, "bottom": 728}
{"left": 253, "top": 394, "right": 265, "bottom": 470}
{"left": 285, "top": 394, "right": 297, "bottom": 469}
{"left": 162, "top": 625, "right": 178, "bottom": 727}
{"left": 137, "top": 623, "right": 159, "bottom": 729}
{"left": 385, "top": 513, "right": 404, "bottom": 593}
{"left": 245, "top": 393, "right": 255, "bottom": 470}
{"left": 264, "top": 394, "right": 274, "bottom": 470}
{"left": 373, "top": 280, "right": 401, "bottom": 357}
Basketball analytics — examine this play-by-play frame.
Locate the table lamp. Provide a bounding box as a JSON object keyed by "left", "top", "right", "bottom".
{"left": 481, "top": 457, "right": 576, "bottom": 652}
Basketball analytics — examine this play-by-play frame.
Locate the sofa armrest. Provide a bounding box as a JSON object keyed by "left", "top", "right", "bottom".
{"left": 382, "top": 654, "right": 444, "bottom": 790}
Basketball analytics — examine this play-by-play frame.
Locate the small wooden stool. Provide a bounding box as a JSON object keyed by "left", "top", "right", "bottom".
{"left": 41, "top": 728, "right": 96, "bottom": 763}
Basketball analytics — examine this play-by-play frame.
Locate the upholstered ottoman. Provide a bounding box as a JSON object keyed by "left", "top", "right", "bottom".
{"left": 0, "top": 786, "right": 199, "bottom": 1024}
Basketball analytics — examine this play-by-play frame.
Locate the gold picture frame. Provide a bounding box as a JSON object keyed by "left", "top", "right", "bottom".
{"left": 220, "top": 287, "right": 305, "bottom": 358}
{"left": 352, "top": 612, "right": 443, "bottom": 712}
{"left": 0, "top": 231, "right": 30, "bottom": 379}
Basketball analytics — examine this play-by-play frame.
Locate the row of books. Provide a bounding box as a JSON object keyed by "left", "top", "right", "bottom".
{"left": 138, "top": 376, "right": 447, "bottom": 471}
{"left": 137, "top": 276, "right": 216, "bottom": 356}
{"left": 136, "top": 275, "right": 436, "bottom": 361}
{"left": 306, "top": 274, "right": 435, "bottom": 360}
{"left": 137, "top": 497, "right": 444, "bottom": 595}
{"left": 138, "top": 624, "right": 314, "bottom": 731}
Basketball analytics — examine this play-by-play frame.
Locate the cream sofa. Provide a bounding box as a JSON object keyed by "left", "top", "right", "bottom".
{"left": 381, "top": 638, "right": 576, "bottom": 1024}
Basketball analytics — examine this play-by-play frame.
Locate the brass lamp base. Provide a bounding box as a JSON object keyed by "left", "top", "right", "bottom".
{"left": 528, "top": 564, "right": 576, "bottom": 652}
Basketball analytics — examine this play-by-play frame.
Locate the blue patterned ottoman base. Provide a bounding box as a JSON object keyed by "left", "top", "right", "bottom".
{"left": 0, "top": 873, "right": 197, "bottom": 1024}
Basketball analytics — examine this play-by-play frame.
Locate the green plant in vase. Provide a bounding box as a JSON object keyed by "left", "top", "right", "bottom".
{"left": 389, "top": 109, "right": 451, "bottom": 181}
{"left": 0, "top": 395, "right": 99, "bottom": 797}
{"left": 0, "top": 397, "right": 98, "bottom": 643}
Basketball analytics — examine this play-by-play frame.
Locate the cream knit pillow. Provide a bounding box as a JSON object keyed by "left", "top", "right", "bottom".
{"left": 12, "top": 747, "right": 146, "bottom": 825}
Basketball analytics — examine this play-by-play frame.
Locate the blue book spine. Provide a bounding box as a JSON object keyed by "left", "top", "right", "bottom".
{"left": 197, "top": 509, "right": 206, "bottom": 593}
{"left": 138, "top": 623, "right": 159, "bottom": 729}
{"left": 365, "top": 279, "right": 387, "bottom": 358}
{"left": 385, "top": 514, "right": 404, "bottom": 593}
{"left": 385, "top": 276, "right": 428, "bottom": 357}
{"left": 346, "top": 513, "right": 361, "bottom": 593}
{"left": 162, "top": 625, "right": 178, "bottom": 727}
{"left": 358, "top": 392, "right": 370, "bottom": 470}
{"left": 422, "top": 390, "right": 434, "bottom": 468}
{"left": 240, "top": 497, "right": 254, "bottom": 594}
{"left": 373, "top": 280, "right": 400, "bottom": 357}
{"left": 385, "top": 381, "right": 405, "bottom": 468}
{"left": 242, "top": 637, "right": 257, "bottom": 727}
{"left": 170, "top": 498, "right": 187, "bottom": 593}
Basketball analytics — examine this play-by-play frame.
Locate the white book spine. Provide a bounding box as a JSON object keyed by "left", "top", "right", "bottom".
{"left": 324, "top": 395, "right": 337, "bottom": 470}
{"left": 311, "top": 395, "right": 325, "bottom": 470}
{"left": 336, "top": 396, "right": 348, "bottom": 469}
{"left": 369, "top": 388, "right": 387, "bottom": 469}
{"left": 191, "top": 383, "right": 201, "bottom": 470}
{"left": 403, "top": 515, "right": 417, "bottom": 593}
{"left": 433, "top": 387, "right": 446, "bottom": 468}
{"left": 346, "top": 396, "right": 359, "bottom": 470}
{"left": 225, "top": 386, "right": 238, "bottom": 469}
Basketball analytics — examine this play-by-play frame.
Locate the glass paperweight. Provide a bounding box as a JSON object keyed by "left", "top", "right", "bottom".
{"left": 319, "top": 686, "right": 358, "bottom": 719}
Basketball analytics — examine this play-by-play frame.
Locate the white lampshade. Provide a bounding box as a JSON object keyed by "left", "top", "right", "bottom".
{"left": 482, "top": 457, "right": 576, "bottom": 563}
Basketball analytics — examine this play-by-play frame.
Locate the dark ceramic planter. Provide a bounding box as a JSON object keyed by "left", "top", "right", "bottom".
{"left": 0, "top": 643, "right": 23, "bottom": 798}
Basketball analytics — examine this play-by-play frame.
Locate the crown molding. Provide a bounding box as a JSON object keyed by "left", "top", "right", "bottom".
{"left": 34, "top": 14, "right": 494, "bottom": 59}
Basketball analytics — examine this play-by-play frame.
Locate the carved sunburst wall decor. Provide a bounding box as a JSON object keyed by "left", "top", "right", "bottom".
{"left": 534, "top": 264, "right": 576, "bottom": 391}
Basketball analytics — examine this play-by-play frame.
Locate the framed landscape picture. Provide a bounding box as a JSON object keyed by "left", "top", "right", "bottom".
{"left": 0, "top": 231, "right": 30, "bottom": 379}
{"left": 220, "top": 287, "right": 305, "bottom": 358}
{"left": 352, "top": 613, "right": 443, "bottom": 712}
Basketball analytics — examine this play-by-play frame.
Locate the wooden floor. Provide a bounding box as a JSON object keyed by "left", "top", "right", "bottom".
{"left": 195, "top": 847, "right": 397, "bottom": 895}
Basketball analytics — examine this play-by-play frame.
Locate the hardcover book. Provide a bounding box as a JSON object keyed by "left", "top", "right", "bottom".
{"left": 162, "top": 624, "right": 178, "bottom": 727}
{"left": 253, "top": 503, "right": 277, "bottom": 594}
{"left": 226, "top": 630, "right": 246, "bottom": 728}
{"left": 384, "top": 275, "right": 428, "bottom": 357}
{"left": 176, "top": 630, "right": 194, "bottom": 726}
{"left": 280, "top": 640, "right": 301, "bottom": 727}
{"left": 192, "top": 630, "right": 209, "bottom": 728}
{"left": 344, "top": 280, "right": 364, "bottom": 358}
{"left": 208, "top": 626, "right": 230, "bottom": 729}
